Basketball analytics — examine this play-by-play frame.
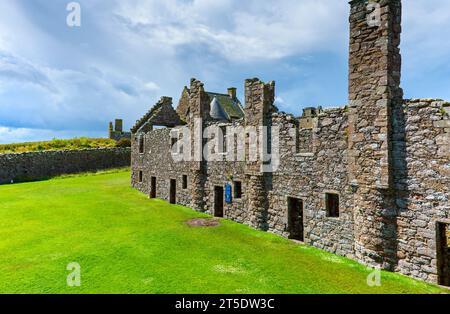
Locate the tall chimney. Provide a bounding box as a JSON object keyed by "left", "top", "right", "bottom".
{"left": 348, "top": 0, "right": 403, "bottom": 270}
{"left": 227, "top": 87, "right": 237, "bottom": 99}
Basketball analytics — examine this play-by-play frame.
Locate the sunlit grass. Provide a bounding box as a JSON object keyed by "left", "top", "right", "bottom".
{"left": 0, "top": 138, "right": 116, "bottom": 154}
{"left": 0, "top": 170, "right": 447, "bottom": 294}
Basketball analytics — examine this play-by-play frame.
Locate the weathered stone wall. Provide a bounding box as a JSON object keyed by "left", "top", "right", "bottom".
{"left": 0, "top": 148, "right": 131, "bottom": 184}
{"left": 268, "top": 108, "right": 354, "bottom": 258}
{"left": 204, "top": 161, "right": 248, "bottom": 223}
{"left": 131, "top": 105, "right": 354, "bottom": 258}
{"left": 348, "top": 0, "right": 404, "bottom": 270}
{"left": 109, "top": 119, "right": 132, "bottom": 141}
{"left": 244, "top": 79, "right": 275, "bottom": 230}
{"left": 394, "top": 99, "right": 450, "bottom": 283}
{"left": 130, "top": 98, "right": 450, "bottom": 284}
{"left": 130, "top": 0, "right": 450, "bottom": 286}
{"left": 176, "top": 87, "right": 191, "bottom": 123}
{"left": 131, "top": 128, "right": 192, "bottom": 206}
{"left": 202, "top": 120, "right": 248, "bottom": 223}
{"left": 188, "top": 78, "right": 210, "bottom": 211}
{"left": 109, "top": 130, "right": 132, "bottom": 142}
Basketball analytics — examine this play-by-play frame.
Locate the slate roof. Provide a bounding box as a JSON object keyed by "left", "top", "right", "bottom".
{"left": 206, "top": 92, "right": 244, "bottom": 120}
{"left": 210, "top": 97, "right": 229, "bottom": 120}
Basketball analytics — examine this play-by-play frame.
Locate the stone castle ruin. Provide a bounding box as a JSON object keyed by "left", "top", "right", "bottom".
{"left": 109, "top": 119, "right": 131, "bottom": 141}
{"left": 131, "top": 0, "right": 450, "bottom": 286}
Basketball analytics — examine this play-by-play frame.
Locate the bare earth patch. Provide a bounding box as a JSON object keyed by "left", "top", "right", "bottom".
{"left": 186, "top": 218, "right": 221, "bottom": 228}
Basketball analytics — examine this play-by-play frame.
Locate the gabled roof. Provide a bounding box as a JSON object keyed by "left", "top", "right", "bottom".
{"left": 131, "top": 97, "right": 183, "bottom": 133}
{"left": 206, "top": 92, "right": 244, "bottom": 120}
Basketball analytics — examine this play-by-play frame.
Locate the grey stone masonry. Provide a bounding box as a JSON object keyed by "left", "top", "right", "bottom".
{"left": 348, "top": 0, "right": 404, "bottom": 270}
{"left": 131, "top": 0, "right": 450, "bottom": 286}
{"left": 109, "top": 119, "right": 131, "bottom": 141}
{"left": 0, "top": 148, "right": 131, "bottom": 184}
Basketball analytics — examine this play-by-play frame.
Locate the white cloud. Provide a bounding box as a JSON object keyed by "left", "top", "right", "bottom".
{"left": 0, "top": 50, "right": 159, "bottom": 132}
{"left": 113, "top": 0, "right": 348, "bottom": 62}
{"left": 403, "top": 0, "right": 450, "bottom": 70}
{"left": 1, "top": 0, "right": 450, "bottom": 144}
{"left": 144, "top": 82, "right": 160, "bottom": 91}
{"left": 0, "top": 52, "right": 55, "bottom": 92}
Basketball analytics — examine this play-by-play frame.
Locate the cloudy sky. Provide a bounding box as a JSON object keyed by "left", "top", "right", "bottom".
{"left": 0, "top": 0, "right": 450, "bottom": 144}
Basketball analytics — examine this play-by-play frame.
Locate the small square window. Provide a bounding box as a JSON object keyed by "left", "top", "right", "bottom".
{"left": 182, "top": 175, "right": 188, "bottom": 189}
{"left": 234, "top": 181, "right": 242, "bottom": 199}
{"left": 138, "top": 171, "right": 143, "bottom": 183}
{"left": 326, "top": 193, "right": 339, "bottom": 217}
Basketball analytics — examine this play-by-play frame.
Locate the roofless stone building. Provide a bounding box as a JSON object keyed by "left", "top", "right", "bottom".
{"left": 131, "top": 0, "right": 450, "bottom": 286}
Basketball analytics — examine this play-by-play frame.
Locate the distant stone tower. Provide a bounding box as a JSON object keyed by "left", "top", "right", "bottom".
{"left": 108, "top": 122, "right": 114, "bottom": 138}
{"left": 348, "top": 0, "right": 403, "bottom": 269}
{"left": 115, "top": 119, "right": 123, "bottom": 133}
{"left": 108, "top": 119, "right": 131, "bottom": 141}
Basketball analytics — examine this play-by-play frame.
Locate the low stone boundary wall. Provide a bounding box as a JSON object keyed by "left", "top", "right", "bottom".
{"left": 0, "top": 148, "right": 131, "bottom": 184}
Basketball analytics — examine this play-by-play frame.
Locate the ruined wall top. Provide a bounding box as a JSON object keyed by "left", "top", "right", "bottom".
{"left": 189, "top": 78, "right": 211, "bottom": 122}
{"left": 131, "top": 96, "right": 183, "bottom": 133}
{"left": 244, "top": 78, "right": 276, "bottom": 127}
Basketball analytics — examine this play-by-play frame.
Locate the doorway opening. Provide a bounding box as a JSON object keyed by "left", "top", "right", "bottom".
{"left": 437, "top": 222, "right": 450, "bottom": 286}
{"left": 150, "top": 177, "right": 156, "bottom": 198}
{"left": 214, "top": 186, "right": 224, "bottom": 218}
{"left": 287, "top": 197, "right": 304, "bottom": 241}
{"left": 170, "top": 179, "right": 176, "bottom": 204}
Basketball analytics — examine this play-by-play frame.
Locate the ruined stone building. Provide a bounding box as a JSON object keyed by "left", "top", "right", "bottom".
{"left": 131, "top": 0, "right": 450, "bottom": 286}
{"left": 109, "top": 119, "right": 131, "bottom": 141}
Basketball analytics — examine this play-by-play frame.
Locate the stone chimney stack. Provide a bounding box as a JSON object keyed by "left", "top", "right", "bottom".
{"left": 115, "top": 119, "right": 123, "bottom": 133}
{"left": 188, "top": 78, "right": 210, "bottom": 212}
{"left": 244, "top": 78, "right": 275, "bottom": 231}
{"left": 227, "top": 87, "right": 237, "bottom": 99}
{"left": 189, "top": 78, "right": 211, "bottom": 120}
{"left": 348, "top": 0, "right": 403, "bottom": 270}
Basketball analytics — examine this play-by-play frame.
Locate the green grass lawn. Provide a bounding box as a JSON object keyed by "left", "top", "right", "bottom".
{"left": 0, "top": 170, "right": 447, "bottom": 294}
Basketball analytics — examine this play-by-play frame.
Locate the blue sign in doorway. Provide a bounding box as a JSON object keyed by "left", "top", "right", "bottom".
{"left": 225, "top": 184, "right": 232, "bottom": 204}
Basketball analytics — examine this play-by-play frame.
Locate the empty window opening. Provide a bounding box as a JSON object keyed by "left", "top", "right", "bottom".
{"left": 326, "top": 193, "right": 340, "bottom": 218}
{"left": 170, "top": 129, "right": 183, "bottom": 154}
{"left": 214, "top": 186, "right": 224, "bottom": 218}
{"left": 234, "top": 181, "right": 242, "bottom": 199}
{"left": 139, "top": 136, "right": 144, "bottom": 154}
{"left": 171, "top": 137, "right": 177, "bottom": 150}
{"left": 287, "top": 197, "right": 304, "bottom": 241}
{"left": 150, "top": 177, "right": 156, "bottom": 198}
{"left": 294, "top": 126, "right": 300, "bottom": 154}
{"left": 170, "top": 179, "right": 177, "bottom": 204}
{"left": 220, "top": 126, "right": 227, "bottom": 153}
{"left": 179, "top": 132, "right": 184, "bottom": 155}
{"left": 138, "top": 171, "right": 143, "bottom": 183}
{"left": 182, "top": 175, "right": 188, "bottom": 189}
{"left": 266, "top": 125, "right": 272, "bottom": 155}
{"left": 233, "top": 133, "right": 239, "bottom": 160}
{"left": 437, "top": 222, "right": 450, "bottom": 287}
